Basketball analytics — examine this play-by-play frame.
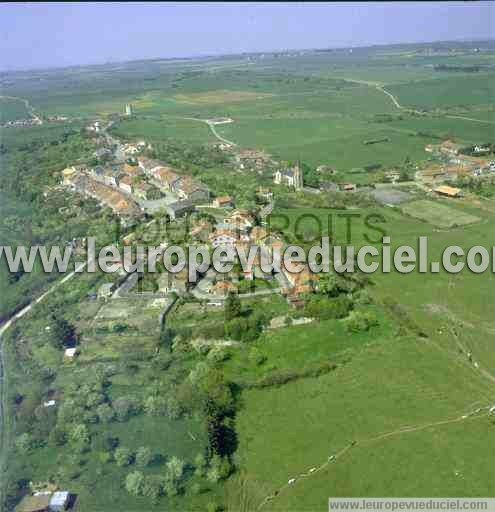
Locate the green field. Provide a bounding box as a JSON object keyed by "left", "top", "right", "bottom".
{"left": 387, "top": 74, "right": 495, "bottom": 110}
{"left": 0, "top": 97, "right": 29, "bottom": 123}
{"left": 401, "top": 199, "right": 481, "bottom": 228}
{"left": 386, "top": 114, "right": 495, "bottom": 143}
{"left": 227, "top": 202, "right": 495, "bottom": 508}
{"left": 110, "top": 117, "right": 216, "bottom": 144}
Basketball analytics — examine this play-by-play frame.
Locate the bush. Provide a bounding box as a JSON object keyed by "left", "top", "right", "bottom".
{"left": 135, "top": 446, "right": 152, "bottom": 468}
{"left": 115, "top": 447, "right": 134, "bottom": 467}
{"left": 343, "top": 311, "right": 379, "bottom": 333}
{"left": 143, "top": 396, "right": 167, "bottom": 417}
{"left": 166, "top": 395, "right": 183, "bottom": 420}
{"left": 194, "top": 452, "right": 207, "bottom": 477}
{"left": 207, "top": 347, "right": 230, "bottom": 364}
{"left": 248, "top": 347, "right": 266, "bottom": 366}
{"left": 112, "top": 397, "right": 140, "bottom": 422}
{"left": 96, "top": 403, "right": 115, "bottom": 423}
{"left": 15, "top": 433, "right": 34, "bottom": 454}
{"left": 224, "top": 314, "right": 265, "bottom": 342}
{"left": 201, "top": 323, "right": 226, "bottom": 339}
{"left": 304, "top": 295, "right": 352, "bottom": 320}
{"left": 207, "top": 454, "right": 232, "bottom": 483}
{"left": 142, "top": 475, "right": 164, "bottom": 502}
{"left": 125, "top": 471, "right": 144, "bottom": 496}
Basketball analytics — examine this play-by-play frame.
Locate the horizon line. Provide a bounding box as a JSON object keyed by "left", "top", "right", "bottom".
{"left": 2, "top": 36, "right": 494, "bottom": 75}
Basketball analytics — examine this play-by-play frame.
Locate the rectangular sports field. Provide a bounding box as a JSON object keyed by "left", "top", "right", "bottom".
{"left": 401, "top": 199, "right": 481, "bottom": 228}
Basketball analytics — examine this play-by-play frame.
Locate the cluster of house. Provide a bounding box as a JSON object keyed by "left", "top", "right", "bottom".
{"left": 15, "top": 490, "right": 72, "bottom": 512}
{"left": 2, "top": 115, "right": 43, "bottom": 128}
{"left": 190, "top": 209, "right": 318, "bottom": 299}
{"left": 234, "top": 148, "right": 275, "bottom": 172}
{"left": 424, "top": 140, "right": 495, "bottom": 179}
{"left": 122, "top": 140, "right": 148, "bottom": 156}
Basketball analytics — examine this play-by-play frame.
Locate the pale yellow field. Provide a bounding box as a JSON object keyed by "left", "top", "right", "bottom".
{"left": 174, "top": 89, "right": 273, "bottom": 104}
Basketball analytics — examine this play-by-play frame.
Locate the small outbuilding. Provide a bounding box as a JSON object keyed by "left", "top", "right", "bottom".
{"left": 433, "top": 185, "right": 463, "bottom": 198}
{"left": 166, "top": 200, "right": 195, "bottom": 220}
{"left": 49, "top": 491, "right": 70, "bottom": 512}
{"left": 15, "top": 495, "right": 50, "bottom": 512}
{"left": 64, "top": 348, "right": 77, "bottom": 358}
{"left": 98, "top": 282, "right": 116, "bottom": 300}
{"left": 213, "top": 196, "right": 234, "bottom": 208}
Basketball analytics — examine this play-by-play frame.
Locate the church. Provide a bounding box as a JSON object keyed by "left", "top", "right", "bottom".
{"left": 274, "top": 164, "right": 304, "bottom": 190}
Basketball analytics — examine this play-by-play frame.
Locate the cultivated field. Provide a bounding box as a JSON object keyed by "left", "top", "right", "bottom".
{"left": 0, "top": 97, "right": 29, "bottom": 123}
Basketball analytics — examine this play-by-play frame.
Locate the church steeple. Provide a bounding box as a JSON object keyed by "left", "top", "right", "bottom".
{"left": 294, "top": 161, "right": 303, "bottom": 190}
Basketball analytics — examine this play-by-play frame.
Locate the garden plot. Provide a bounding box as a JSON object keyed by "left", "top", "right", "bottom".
{"left": 372, "top": 187, "right": 412, "bottom": 205}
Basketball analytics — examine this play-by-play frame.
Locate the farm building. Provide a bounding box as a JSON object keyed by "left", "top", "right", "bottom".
{"left": 165, "top": 200, "right": 195, "bottom": 220}
{"left": 257, "top": 186, "right": 274, "bottom": 200}
{"left": 433, "top": 185, "right": 463, "bottom": 198}
{"left": 210, "top": 230, "right": 238, "bottom": 249}
{"left": 49, "top": 492, "right": 70, "bottom": 512}
{"left": 64, "top": 348, "right": 77, "bottom": 358}
{"left": 15, "top": 494, "right": 51, "bottom": 512}
{"left": 137, "top": 157, "right": 163, "bottom": 176}
{"left": 175, "top": 176, "right": 210, "bottom": 202}
{"left": 152, "top": 166, "right": 181, "bottom": 191}
{"left": 98, "top": 282, "right": 116, "bottom": 299}
{"left": 15, "top": 491, "right": 71, "bottom": 512}
{"left": 213, "top": 196, "right": 234, "bottom": 208}
{"left": 119, "top": 175, "right": 133, "bottom": 195}
{"left": 439, "top": 140, "right": 463, "bottom": 156}
{"left": 340, "top": 183, "right": 357, "bottom": 193}
{"left": 212, "top": 280, "right": 237, "bottom": 296}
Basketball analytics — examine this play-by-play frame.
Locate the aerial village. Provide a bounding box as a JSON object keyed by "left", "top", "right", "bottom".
{"left": 59, "top": 111, "right": 320, "bottom": 317}
{"left": 58, "top": 105, "right": 495, "bottom": 316}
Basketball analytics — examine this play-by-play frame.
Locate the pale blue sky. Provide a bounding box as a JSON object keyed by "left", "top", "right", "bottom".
{"left": 1, "top": 2, "right": 494, "bottom": 71}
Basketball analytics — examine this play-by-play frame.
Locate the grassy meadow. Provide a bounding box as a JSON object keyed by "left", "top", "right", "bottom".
{"left": 227, "top": 199, "right": 495, "bottom": 508}
{"left": 0, "top": 97, "right": 29, "bottom": 123}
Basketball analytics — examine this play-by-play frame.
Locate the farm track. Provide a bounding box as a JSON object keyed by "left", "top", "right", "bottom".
{"left": 335, "top": 76, "right": 495, "bottom": 126}
{"left": 0, "top": 259, "right": 90, "bottom": 502}
{"left": 257, "top": 403, "right": 493, "bottom": 510}
{"left": 0, "top": 94, "right": 38, "bottom": 119}
{"left": 256, "top": 304, "right": 495, "bottom": 510}
{"left": 379, "top": 86, "right": 495, "bottom": 126}
{"left": 174, "top": 116, "right": 238, "bottom": 146}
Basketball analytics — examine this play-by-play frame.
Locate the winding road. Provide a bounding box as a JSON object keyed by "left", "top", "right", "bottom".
{"left": 0, "top": 94, "right": 40, "bottom": 122}
{"left": 178, "top": 116, "right": 238, "bottom": 146}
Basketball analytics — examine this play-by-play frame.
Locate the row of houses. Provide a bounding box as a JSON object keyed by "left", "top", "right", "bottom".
{"left": 62, "top": 167, "right": 141, "bottom": 218}
{"left": 137, "top": 157, "right": 210, "bottom": 202}
{"left": 88, "top": 163, "right": 161, "bottom": 200}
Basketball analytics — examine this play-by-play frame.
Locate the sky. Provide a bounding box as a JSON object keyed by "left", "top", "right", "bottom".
{"left": 1, "top": 2, "right": 494, "bottom": 71}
